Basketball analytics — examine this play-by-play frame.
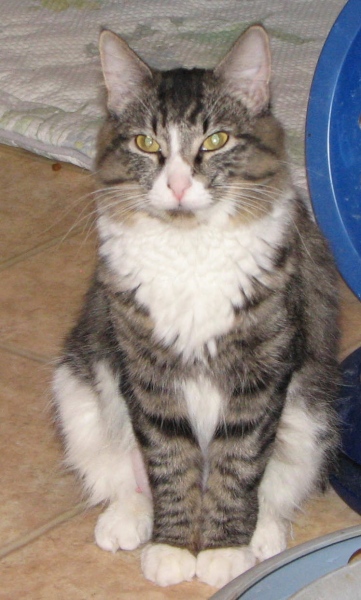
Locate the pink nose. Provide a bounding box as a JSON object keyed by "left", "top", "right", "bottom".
{"left": 167, "top": 173, "right": 192, "bottom": 202}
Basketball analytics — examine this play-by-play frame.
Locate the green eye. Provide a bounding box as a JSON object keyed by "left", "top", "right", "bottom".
{"left": 135, "top": 135, "right": 160, "bottom": 153}
{"left": 202, "top": 131, "right": 229, "bottom": 152}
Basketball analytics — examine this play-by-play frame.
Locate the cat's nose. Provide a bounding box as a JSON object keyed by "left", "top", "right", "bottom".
{"left": 167, "top": 173, "right": 192, "bottom": 203}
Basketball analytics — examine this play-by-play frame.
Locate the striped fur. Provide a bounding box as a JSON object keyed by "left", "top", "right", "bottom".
{"left": 53, "top": 26, "right": 339, "bottom": 587}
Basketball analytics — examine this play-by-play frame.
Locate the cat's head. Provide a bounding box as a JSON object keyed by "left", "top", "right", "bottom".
{"left": 96, "top": 25, "right": 288, "bottom": 225}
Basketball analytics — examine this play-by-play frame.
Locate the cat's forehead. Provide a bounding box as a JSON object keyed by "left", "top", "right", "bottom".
{"left": 146, "top": 68, "right": 233, "bottom": 146}
{"left": 156, "top": 67, "right": 209, "bottom": 121}
{"left": 166, "top": 125, "right": 195, "bottom": 158}
{"left": 148, "top": 67, "right": 227, "bottom": 138}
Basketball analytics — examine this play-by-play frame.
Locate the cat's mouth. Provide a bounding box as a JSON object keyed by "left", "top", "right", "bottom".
{"left": 159, "top": 206, "right": 200, "bottom": 223}
{"left": 137, "top": 204, "right": 215, "bottom": 228}
{"left": 168, "top": 205, "right": 196, "bottom": 216}
{"left": 146, "top": 201, "right": 211, "bottom": 223}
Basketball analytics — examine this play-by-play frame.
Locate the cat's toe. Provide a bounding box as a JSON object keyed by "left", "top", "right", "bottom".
{"left": 141, "top": 543, "right": 196, "bottom": 586}
{"left": 95, "top": 495, "right": 153, "bottom": 552}
{"left": 250, "top": 520, "right": 287, "bottom": 561}
{"left": 196, "top": 547, "right": 256, "bottom": 588}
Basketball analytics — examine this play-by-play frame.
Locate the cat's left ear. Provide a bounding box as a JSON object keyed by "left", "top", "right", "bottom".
{"left": 215, "top": 25, "right": 271, "bottom": 115}
{"left": 99, "top": 29, "right": 153, "bottom": 114}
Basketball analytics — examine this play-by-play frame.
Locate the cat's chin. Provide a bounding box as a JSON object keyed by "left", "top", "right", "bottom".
{"left": 168, "top": 207, "right": 198, "bottom": 219}
{"left": 147, "top": 205, "right": 209, "bottom": 225}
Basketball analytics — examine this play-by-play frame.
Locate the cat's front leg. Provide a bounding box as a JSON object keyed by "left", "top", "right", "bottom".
{"left": 196, "top": 432, "right": 263, "bottom": 586}
{"left": 137, "top": 417, "right": 202, "bottom": 586}
{"left": 53, "top": 362, "right": 153, "bottom": 553}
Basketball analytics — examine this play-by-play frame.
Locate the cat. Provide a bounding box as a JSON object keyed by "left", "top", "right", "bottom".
{"left": 53, "top": 24, "right": 340, "bottom": 588}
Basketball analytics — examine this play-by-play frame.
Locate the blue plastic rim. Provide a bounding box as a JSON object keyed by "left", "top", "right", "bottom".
{"left": 306, "top": 0, "right": 361, "bottom": 299}
{"left": 210, "top": 526, "right": 361, "bottom": 600}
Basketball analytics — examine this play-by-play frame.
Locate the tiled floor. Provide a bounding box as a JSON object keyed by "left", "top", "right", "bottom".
{"left": 0, "top": 144, "right": 360, "bottom": 599}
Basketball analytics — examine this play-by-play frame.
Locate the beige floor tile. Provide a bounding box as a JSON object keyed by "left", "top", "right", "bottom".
{"left": 0, "top": 146, "right": 95, "bottom": 267}
{"left": 0, "top": 232, "right": 96, "bottom": 360}
{"left": 339, "top": 279, "right": 361, "bottom": 359}
{"left": 1, "top": 489, "right": 359, "bottom": 600}
{"left": 0, "top": 351, "right": 79, "bottom": 547}
{"left": 0, "top": 511, "right": 215, "bottom": 600}
{"left": 291, "top": 489, "right": 361, "bottom": 547}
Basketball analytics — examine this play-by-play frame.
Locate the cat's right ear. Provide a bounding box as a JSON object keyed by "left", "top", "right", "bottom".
{"left": 99, "top": 30, "right": 153, "bottom": 114}
{"left": 214, "top": 25, "right": 271, "bottom": 115}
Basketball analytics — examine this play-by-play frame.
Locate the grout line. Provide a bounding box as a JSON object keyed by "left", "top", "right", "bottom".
{"left": 0, "top": 238, "right": 64, "bottom": 271}
{"left": 0, "top": 502, "right": 87, "bottom": 560}
{"left": 0, "top": 344, "right": 51, "bottom": 365}
{"left": 0, "top": 224, "right": 87, "bottom": 272}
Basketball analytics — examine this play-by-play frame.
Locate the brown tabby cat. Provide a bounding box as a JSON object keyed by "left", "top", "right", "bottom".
{"left": 53, "top": 25, "right": 339, "bottom": 588}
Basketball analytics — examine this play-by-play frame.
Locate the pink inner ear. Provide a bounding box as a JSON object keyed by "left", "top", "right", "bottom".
{"left": 246, "top": 78, "right": 269, "bottom": 114}
{"left": 99, "top": 30, "right": 152, "bottom": 113}
{"left": 215, "top": 25, "right": 271, "bottom": 114}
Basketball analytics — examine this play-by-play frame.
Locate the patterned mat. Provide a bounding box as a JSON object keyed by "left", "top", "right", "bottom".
{"left": 0, "top": 0, "right": 346, "bottom": 187}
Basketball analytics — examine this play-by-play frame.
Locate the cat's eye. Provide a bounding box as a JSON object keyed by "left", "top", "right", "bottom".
{"left": 202, "top": 131, "right": 229, "bottom": 152}
{"left": 135, "top": 135, "right": 160, "bottom": 153}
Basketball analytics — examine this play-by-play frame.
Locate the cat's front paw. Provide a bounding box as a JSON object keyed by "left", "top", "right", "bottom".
{"left": 250, "top": 519, "right": 287, "bottom": 561}
{"left": 196, "top": 547, "right": 256, "bottom": 588}
{"left": 95, "top": 494, "right": 153, "bottom": 552}
{"left": 141, "top": 543, "right": 196, "bottom": 586}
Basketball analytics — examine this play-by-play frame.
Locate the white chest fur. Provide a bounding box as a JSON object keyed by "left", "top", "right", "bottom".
{"left": 98, "top": 207, "right": 287, "bottom": 360}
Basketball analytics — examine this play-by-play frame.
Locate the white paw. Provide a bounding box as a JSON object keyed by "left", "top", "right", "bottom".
{"left": 95, "top": 494, "right": 153, "bottom": 552}
{"left": 251, "top": 519, "right": 287, "bottom": 561}
{"left": 196, "top": 547, "right": 256, "bottom": 588}
{"left": 141, "top": 543, "right": 196, "bottom": 586}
